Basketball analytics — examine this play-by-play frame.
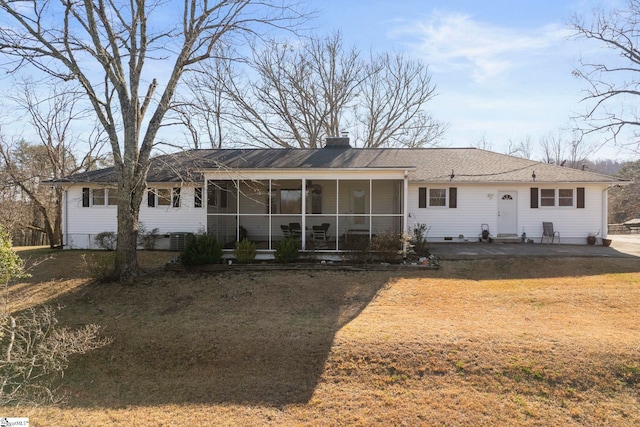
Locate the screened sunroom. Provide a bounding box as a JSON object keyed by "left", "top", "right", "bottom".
{"left": 204, "top": 173, "right": 407, "bottom": 252}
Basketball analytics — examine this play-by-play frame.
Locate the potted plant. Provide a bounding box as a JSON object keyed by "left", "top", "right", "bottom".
{"left": 587, "top": 232, "right": 598, "bottom": 245}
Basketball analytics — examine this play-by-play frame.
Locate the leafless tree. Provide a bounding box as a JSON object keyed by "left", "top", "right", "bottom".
{"left": 0, "top": 81, "right": 105, "bottom": 247}
{"left": 473, "top": 134, "right": 493, "bottom": 151}
{"left": 172, "top": 45, "right": 237, "bottom": 149}
{"left": 539, "top": 132, "right": 592, "bottom": 168}
{"left": 357, "top": 52, "right": 446, "bottom": 148}
{"left": 211, "top": 33, "right": 363, "bottom": 148}
{"left": 608, "top": 159, "right": 640, "bottom": 223}
{"left": 506, "top": 136, "right": 533, "bottom": 159}
{"left": 186, "top": 32, "right": 445, "bottom": 148}
{"left": 0, "top": 0, "right": 304, "bottom": 280}
{"left": 572, "top": 1, "right": 640, "bottom": 154}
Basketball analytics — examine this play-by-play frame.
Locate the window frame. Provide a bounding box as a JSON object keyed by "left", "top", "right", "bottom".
{"left": 147, "top": 187, "right": 181, "bottom": 208}
{"left": 558, "top": 188, "right": 574, "bottom": 207}
{"left": 540, "top": 188, "right": 556, "bottom": 207}
{"left": 418, "top": 187, "right": 456, "bottom": 208}
{"left": 84, "top": 187, "right": 117, "bottom": 207}
{"left": 429, "top": 188, "right": 447, "bottom": 207}
{"left": 539, "top": 187, "right": 575, "bottom": 208}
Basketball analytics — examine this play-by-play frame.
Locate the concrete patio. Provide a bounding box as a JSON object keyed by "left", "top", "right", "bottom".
{"left": 430, "top": 234, "right": 640, "bottom": 260}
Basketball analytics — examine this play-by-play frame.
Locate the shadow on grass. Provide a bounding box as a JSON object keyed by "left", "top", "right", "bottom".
{"left": 55, "top": 270, "right": 390, "bottom": 407}
{"left": 427, "top": 256, "right": 640, "bottom": 280}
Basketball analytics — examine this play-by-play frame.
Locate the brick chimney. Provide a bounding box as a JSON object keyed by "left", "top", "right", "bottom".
{"left": 324, "top": 132, "right": 351, "bottom": 148}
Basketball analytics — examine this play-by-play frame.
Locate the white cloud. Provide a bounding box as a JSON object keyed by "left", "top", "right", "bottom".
{"left": 390, "top": 11, "right": 572, "bottom": 84}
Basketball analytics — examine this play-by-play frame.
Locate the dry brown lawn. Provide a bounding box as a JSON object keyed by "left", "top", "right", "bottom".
{"left": 3, "top": 248, "right": 640, "bottom": 426}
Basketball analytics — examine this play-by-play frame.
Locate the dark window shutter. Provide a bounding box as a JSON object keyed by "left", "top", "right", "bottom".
{"left": 194, "top": 187, "right": 203, "bottom": 208}
{"left": 82, "top": 188, "right": 90, "bottom": 207}
{"left": 530, "top": 187, "right": 539, "bottom": 209}
{"left": 449, "top": 187, "right": 457, "bottom": 208}
{"left": 148, "top": 190, "right": 155, "bottom": 207}
{"left": 172, "top": 187, "right": 181, "bottom": 208}
{"left": 418, "top": 187, "right": 427, "bottom": 208}
{"left": 577, "top": 187, "right": 585, "bottom": 208}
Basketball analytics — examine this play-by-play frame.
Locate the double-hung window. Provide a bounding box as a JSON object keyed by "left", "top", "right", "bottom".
{"left": 531, "top": 187, "right": 582, "bottom": 208}
{"left": 540, "top": 188, "right": 573, "bottom": 207}
{"left": 418, "top": 187, "right": 457, "bottom": 208}
{"left": 148, "top": 188, "right": 180, "bottom": 208}
{"left": 82, "top": 187, "right": 117, "bottom": 207}
{"left": 429, "top": 189, "right": 446, "bottom": 207}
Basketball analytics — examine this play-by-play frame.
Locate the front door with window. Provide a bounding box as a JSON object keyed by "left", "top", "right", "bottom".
{"left": 497, "top": 191, "right": 517, "bottom": 235}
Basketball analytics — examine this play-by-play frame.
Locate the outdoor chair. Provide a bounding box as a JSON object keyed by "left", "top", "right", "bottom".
{"left": 280, "top": 224, "right": 292, "bottom": 238}
{"left": 541, "top": 222, "right": 560, "bottom": 244}
{"left": 289, "top": 222, "right": 303, "bottom": 239}
{"left": 312, "top": 223, "right": 330, "bottom": 241}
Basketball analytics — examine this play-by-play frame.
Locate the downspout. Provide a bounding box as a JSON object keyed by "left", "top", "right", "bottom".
{"left": 63, "top": 187, "right": 68, "bottom": 249}
{"left": 602, "top": 186, "right": 609, "bottom": 239}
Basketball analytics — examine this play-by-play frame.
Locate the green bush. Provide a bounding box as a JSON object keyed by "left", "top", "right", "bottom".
{"left": 0, "top": 227, "right": 28, "bottom": 285}
{"left": 233, "top": 238, "right": 257, "bottom": 264}
{"left": 179, "top": 234, "right": 223, "bottom": 266}
{"left": 274, "top": 237, "right": 300, "bottom": 263}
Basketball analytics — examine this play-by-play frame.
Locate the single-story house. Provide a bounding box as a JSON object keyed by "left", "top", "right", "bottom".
{"left": 53, "top": 137, "right": 628, "bottom": 251}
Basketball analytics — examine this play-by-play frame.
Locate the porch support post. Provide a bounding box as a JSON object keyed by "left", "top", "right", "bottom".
{"left": 403, "top": 170, "right": 409, "bottom": 254}
{"left": 369, "top": 179, "right": 372, "bottom": 240}
{"left": 236, "top": 179, "right": 240, "bottom": 241}
{"left": 268, "top": 180, "right": 272, "bottom": 250}
{"left": 301, "top": 178, "right": 306, "bottom": 250}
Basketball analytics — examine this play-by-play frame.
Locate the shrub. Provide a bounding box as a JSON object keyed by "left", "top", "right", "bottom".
{"left": 179, "top": 234, "right": 223, "bottom": 266}
{"left": 369, "top": 231, "right": 403, "bottom": 263}
{"left": 81, "top": 252, "right": 115, "bottom": 282}
{"left": 0, "top": 227, "right": 110, "bottom": 405}
{"left": 344, "top": 235, "right": 373, "bottom": 264}
{"left": 412, "top": 223, "right": 430, "bottom": 257}
{"left": 0, "top": 227, "right": 28, "bottom": 285}
{"left": 233, "top": 238, "right": 257, "bottom": 264}
{"left": 0, "top": 306, "right": 111, "bottom": 405}
{"left": 137, "top": 223, "right": 161, "bottom": 250}
{"left": 94, "top": 231, "right": 116, "bottom": 250}
{"left": 274, "top": 237, "right": 300, "bottom": 263}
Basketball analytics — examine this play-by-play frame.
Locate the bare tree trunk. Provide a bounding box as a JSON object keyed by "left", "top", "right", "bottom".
{"left": 115, "top": 199, "right": 141, "bottom": 279}
{"left": 0, "top": 0, "right": 304, "bottom": 280}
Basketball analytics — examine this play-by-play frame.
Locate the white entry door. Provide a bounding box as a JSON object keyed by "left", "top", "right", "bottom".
{"left": 497, "top": 191, "right": 517, "bottom": 235}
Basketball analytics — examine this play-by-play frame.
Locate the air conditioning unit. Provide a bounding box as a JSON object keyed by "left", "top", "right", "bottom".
{"left": 169, "top": 232, "right": 194, "bottom": 251}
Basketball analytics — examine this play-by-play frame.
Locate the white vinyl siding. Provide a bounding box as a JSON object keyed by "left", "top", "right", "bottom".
{"left": 64, "top": 185, "right": 205, "bottom": 249}
{"left": 409, "top": 183, "right": 607, "bottom": 244}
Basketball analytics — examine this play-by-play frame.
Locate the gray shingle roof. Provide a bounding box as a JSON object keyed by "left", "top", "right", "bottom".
{"left": 55, "top": 147, "right": 626, "bottom": 185}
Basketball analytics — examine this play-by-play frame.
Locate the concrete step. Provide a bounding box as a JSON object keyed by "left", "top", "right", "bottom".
{"left": 493, "top": 234, "right": 521, "bottom": 244}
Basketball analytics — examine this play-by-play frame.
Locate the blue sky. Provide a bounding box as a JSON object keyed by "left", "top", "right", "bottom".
{"left": 0, "top": 0, "right": 632, "bottom": 160}
{"left": 309, "top": 0, "right": 629, "bottom": 159}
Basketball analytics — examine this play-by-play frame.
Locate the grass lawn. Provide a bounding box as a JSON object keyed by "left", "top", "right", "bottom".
{"left": 3, "top": 248, "right": 640, "bottom": 426}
